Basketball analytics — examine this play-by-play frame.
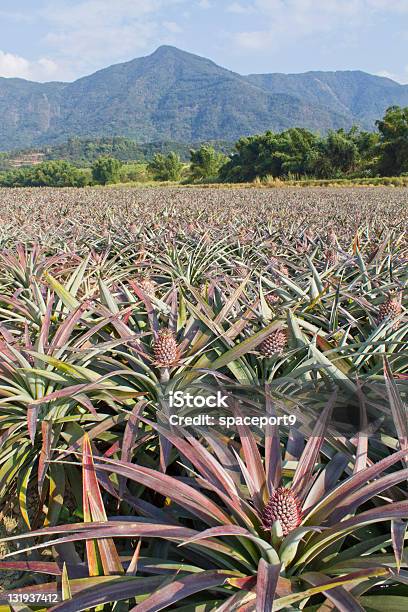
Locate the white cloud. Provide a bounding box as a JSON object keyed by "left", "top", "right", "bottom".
{"left": 226, "top": 3, "right": 253, "bottom": 13}
{"left": 0, "top": 50, "right": 58, "bottom": 81}
{"left": 197, "top": 0, "right": 212, "bottom": 8}
{"left": 231, "top": 0, "right": 408, "bottom": 52}
{"left": 253, "top": 0, "right": 408, "bottom": 13}
{"left": 234, "top": 31, "right": 271, "bottom": 50}
{"left": 366, "top": 0, "right": 408, "bottom": 11}
{"left": 376, "top": 67, "right": 408, "bottom": 84}
{"left": 162, "top": 21, "right": 183, "bottom": 33}
{"left": 41, "top": 0, "right": 185, "bottom": 79}
{"left": 0, "top": 10, "right": 33, "bottom": 22}
{"left": 44, "top": 0, "right": 165, "bottom": 28}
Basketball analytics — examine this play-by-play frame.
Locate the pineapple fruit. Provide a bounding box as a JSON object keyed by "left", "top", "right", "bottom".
{"left": 377, "top": 291, "right": 403, "bottom": 330}
{"left": 262, "top": 487, "right": 302, "bottom": 536}
{"left": 259, "top": 329, "right": 288, "bottom": 357}
{"left": 153, "top": 329, "right": 180, "bottom": 367}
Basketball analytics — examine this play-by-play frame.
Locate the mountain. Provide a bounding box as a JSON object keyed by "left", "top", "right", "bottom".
{"left": 246, "top": 70, "right": 408, "bottom": 128}
{"left": 1, "top": 46, "right": 408, "bottom": 150}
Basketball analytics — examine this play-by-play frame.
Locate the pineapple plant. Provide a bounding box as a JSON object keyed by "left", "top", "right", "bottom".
{"left": 4, "top": 401, "right": 408, "bottom": 611}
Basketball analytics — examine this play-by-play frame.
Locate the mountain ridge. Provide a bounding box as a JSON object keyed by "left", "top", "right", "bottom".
{"left": 1, "top": 45, "right": 407, "bottom": 150}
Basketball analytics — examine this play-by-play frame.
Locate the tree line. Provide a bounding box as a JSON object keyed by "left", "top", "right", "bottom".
{"left": 0, "top": 106, "right": 407, "bottom": 187}
{"left": 219, "top": 106, "right": 408, "bottom": 182}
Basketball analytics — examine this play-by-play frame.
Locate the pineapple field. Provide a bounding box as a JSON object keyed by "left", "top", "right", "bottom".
{"left": 0, "top": 185, "right": 407, "bottom": 611}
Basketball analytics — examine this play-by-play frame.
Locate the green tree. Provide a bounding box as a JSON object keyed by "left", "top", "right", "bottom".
{"left": 311, "top": 128, "right": 379, "bottom": 178}
{"left": 220, "top": 128, "right": 320, "bottom": 182}
{"left": 119, "top": 163, "right": 150, "bottom": 183}
{"left": 376, "top": 106, "right": 408, "bottom": 176}
{"left": 189, "top": 145, "right": 228, "bottom": 181}
{"left": 34, "top": 160, "right": 89, "bottom": 187}
{"left": 321, "top": 129, "right": 359, "bottom": 176}
{"left": 351, "top": 129, "right": 380, "bottom": 176}
{"left": 92, "top": 157, "right": 122, "bottom": 185}
{"left": 148, "top": 152, "right": 184, "bottom": 181}
{"left": 0, "top": 161, "right": 90, "bottom": 187}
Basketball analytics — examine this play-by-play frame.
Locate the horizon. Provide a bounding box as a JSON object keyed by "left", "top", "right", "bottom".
{"left": 0, "top": 44, "right": 406, "bottom": 86}
{"left": 0, "top": 1, "right": 407, "bottom": 84}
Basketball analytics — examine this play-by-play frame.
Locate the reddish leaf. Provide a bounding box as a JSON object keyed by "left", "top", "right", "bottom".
{"left": 129, "top": 570, "right": 233, "bottom": 612}
{"left": 256, "top": 559, "right": 280, "bottom": 612}
{"left": 302, "top": 571, "right": 365, "bottom": 611}
{"left": 27, "top": 404, "right": 39, "bottom": 445}
{"left": 308, "top": 447, "right": 408, "bottom": 525}
{"left": 91, "top": 455, "right": 232, "bottom": 525}
{"left": 391, "top": 519, "right": 407, "bottom": 572}
{"left": 329, "top": 467, "right": 408, "bottom": 524}
{"left": 0, "top": 561, "right": 62, "bottom": 575}
{"left": 233, "top": 403, "right": 265, "bottom": 512}
{"left": 291, "top": 393, "right": 335, "bottom": 501}
{"left": 384, "top": 357, "right": 408, "bottom": 466}
{"left": 265, "top": 385, "right": 282, "bottom": 495}
{"left": 82, "top": 435, "right": 124, "bottom": 577}
{"left": 120, "top": 400, "right": 145, "bottom": 497}
{"left": 38, "top": 420, "right": 52, "bottom": 496}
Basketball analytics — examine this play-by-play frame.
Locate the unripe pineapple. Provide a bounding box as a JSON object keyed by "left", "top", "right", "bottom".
{"left": 238, "top": 229, "right": 254, "bottom": 244}
{"left": 138, "top": 276, "right": 156, "bottom": 298}
{"left": 259, "top": 328, "right": 288, "bottom": 357}
{"left": 153, "top": 329, "right": 180, "bottom": 367}
{"left": 296, "top": 239, "right": 308, "bottom": 254}
{"left": 327, "top": 227, "right": 338, "bottom": 246}
{"left": 269, "top": 257, "right": 289, "bottom": 277}
{"left": 234, "top": 264, "right": 249, "bottom": 278}
{"left": 265, "top": 292, "right": 281, "bottom": 307}
{"left": 325, "top": 249, "right": 338, "bottom": 267}
{"left": 262, "top": 487, "right": 302, "bottom": 536}
{"left": 377, "top": 292, "right": 402, "bottom": 330}
{"left": 304, "top": 229, "right": 314, "bottom": 243}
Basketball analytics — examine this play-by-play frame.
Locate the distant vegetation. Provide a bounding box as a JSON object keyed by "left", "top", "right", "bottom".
{"left": 190, "top": 145, "right": 229, "bottom": 181}
{"left": 220, "top": 106, "right": 408, "bottom": 183}
{"left": 91, "top": 157, "right": 122, "bottom": 185}
{"left": 0, "top": 160, "right": 91, "bottom": 188}
{"left": 148, "top": 152, "right": 185, "bottom": 182}
{"left": 3, "top": 136, "right": 232, "bottom": 168}
{"left": 0, "top": 106, "right": 407, "bottom": 188}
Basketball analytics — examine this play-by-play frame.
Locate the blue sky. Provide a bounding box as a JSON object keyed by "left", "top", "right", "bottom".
{"left": 0, "top": 0, "right": 407, "bottom": 83}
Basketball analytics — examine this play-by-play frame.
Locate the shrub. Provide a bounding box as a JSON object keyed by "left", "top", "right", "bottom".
{"left": 189, "top": 145, "right": 228, "bottom": 181}
{"left": 91, "top": 156, "right": 122, "bottom": 185}
{"left": 147, "top": 152, "right": 184, "bottom": 181}
{"left": 119, "top": 162, "right": 150, "bottom": 183}
{"left": 0, "top": 160, "right": 90, "bottom": 187}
